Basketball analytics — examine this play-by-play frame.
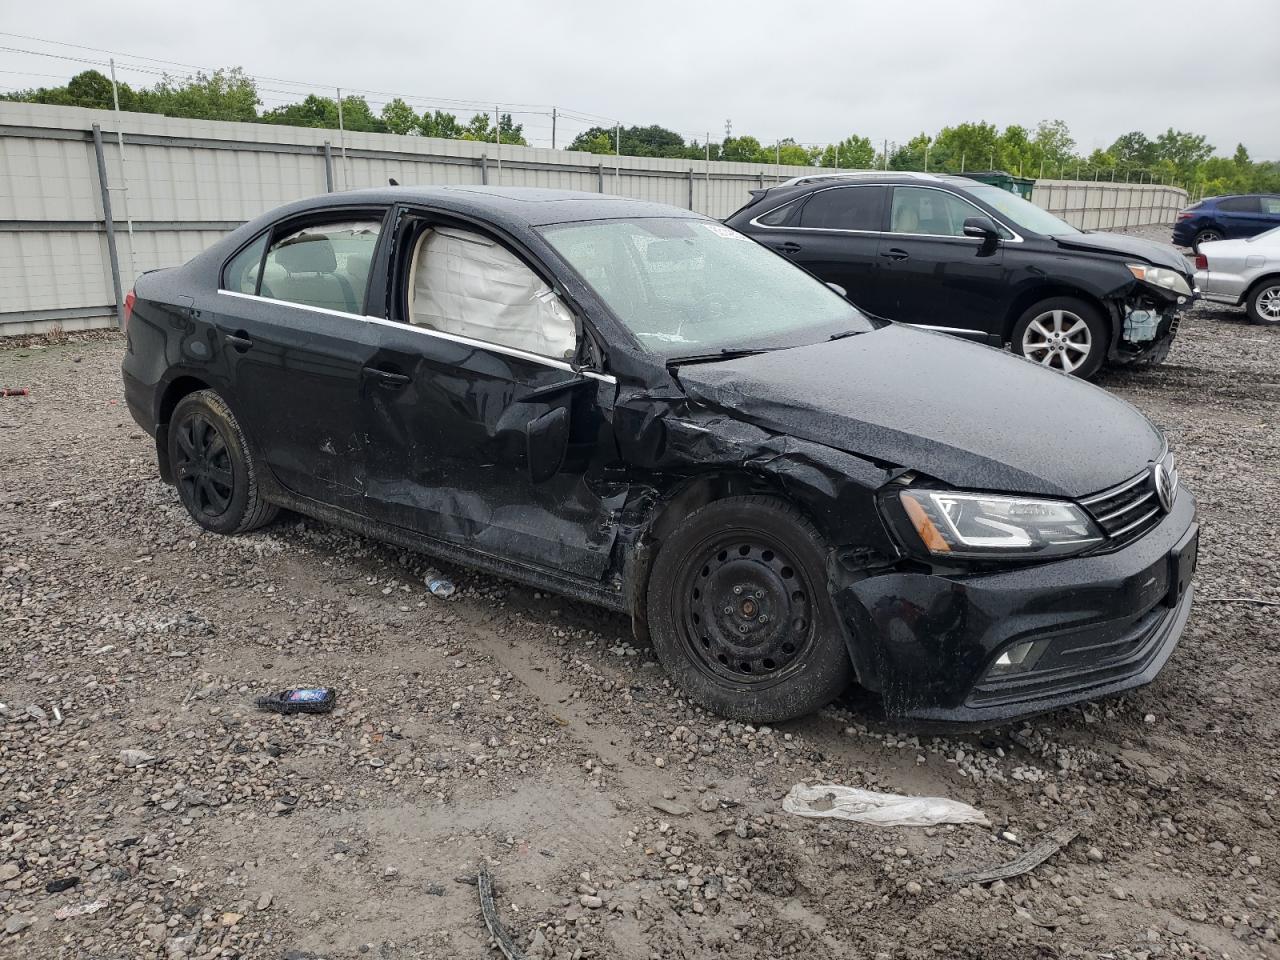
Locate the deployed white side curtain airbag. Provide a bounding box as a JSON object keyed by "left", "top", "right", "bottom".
{"left": 411, "top": 226, "right": 577, "bottom": 360}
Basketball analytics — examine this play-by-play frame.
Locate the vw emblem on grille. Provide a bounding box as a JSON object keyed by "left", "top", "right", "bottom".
{"left": 1152, "top": 462, "right": 1174, "bottom": 512}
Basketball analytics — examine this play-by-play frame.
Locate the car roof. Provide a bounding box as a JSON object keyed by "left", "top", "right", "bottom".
{"left": 285, "top": 185, "right": 705, "bottom": 227}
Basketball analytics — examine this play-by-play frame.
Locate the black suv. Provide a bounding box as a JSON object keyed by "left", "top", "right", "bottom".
{"left": 727, "top": 172, "right": 1195, "bottom": 379}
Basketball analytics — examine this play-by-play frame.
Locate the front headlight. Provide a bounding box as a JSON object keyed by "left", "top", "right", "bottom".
{"left": 897, "top": 489, "right": 1104, "bottom": 560}
{"left": 1127, "top": 263, "right": 1192, "bottom": 297}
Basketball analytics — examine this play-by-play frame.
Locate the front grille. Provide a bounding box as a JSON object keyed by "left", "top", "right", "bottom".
{"left": 1079, "top": 452, "right": 1177, "bottom": 548}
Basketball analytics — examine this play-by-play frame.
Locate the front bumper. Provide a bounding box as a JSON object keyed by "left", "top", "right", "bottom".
{"left": 833, "top": 490, "right": 1198, "bottom": 724}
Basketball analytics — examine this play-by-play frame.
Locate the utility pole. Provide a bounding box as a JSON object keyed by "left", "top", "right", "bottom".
{"left": 335, "top": 88, "right": 348, "bottom": 189}
{"left": 106, "top": 58, "right": 135, "bottom": 269}
{"left": 883, "top": 139, "right": 888, "bottom": 170}
{"left": 551, "top": 107, "right": 557, "bottom": 150}
{"left": 961, "top": 150, "right": 966, "bottom": 173}
{"left": 615, "top": 122, "right": 621, "bottom": 191}
{"left": 495, "top": 104, "right": 501, "bottom": 180}
{"left": 924, "top": 143, "right": 929, "bottom": 172}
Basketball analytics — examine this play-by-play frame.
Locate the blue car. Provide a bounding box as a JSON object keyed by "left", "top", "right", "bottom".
{"left": 1172, "top": 194, "right": 1280, "bottom": 248}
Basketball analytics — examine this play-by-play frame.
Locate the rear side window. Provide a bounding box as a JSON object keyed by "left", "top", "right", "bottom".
{"left": 1217, "top": 196, "right": 1260, "bottom": 213}
{"left": 1261, "top": 197, "right": 1280, "bottom": 215}
{"left": 798, "top": 186, "right": 885, "bottom": 231}
{"left": 222, "top": 233, "right": 267, "bottom": 294}
{"left": 756, "top": 199, "right": 801, "bottom": 226}
{"left": 260, "top": 220, "right": 382, "bottom": 314}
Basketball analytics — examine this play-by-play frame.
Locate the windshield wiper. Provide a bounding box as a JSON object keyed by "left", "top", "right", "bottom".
{"left": 665, "top": 347, "right": 777, "bottom": 368}
{"left": 827, "top": 329, "right": 864, "bottom": 341}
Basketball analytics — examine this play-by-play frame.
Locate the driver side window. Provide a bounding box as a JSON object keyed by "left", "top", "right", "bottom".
{"left": 890, "top": 187, "right": 989, "bottom": 238}
{"left": 406, "top": 226, "right": 577, "bottom": 360}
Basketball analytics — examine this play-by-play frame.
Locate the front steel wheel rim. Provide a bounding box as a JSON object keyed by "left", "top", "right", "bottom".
{"left": 174, "top": 414, "right": 234, "bottom": 518}
{"left": 1258, "top": 286, "right": 1280, "bottom": 320}
{"left": 676, "top": 533, "right": 816, "bottom": 686}
{"left": 1022, "top": 309, "right": 1092, "bottom": 374}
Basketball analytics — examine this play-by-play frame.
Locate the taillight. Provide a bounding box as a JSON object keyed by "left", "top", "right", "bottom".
{"left": 123, "top": 290, "right": 136, "bottom": 329}
{"left": 1194, "top": 254, "right": 1208, "bottom": 270}
{"left": 1176, "top": 212, "right": 1192, "bottom": 220}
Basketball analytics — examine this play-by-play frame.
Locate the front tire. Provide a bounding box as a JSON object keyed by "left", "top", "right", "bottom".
{"left": 168, "top": 389, "right": 278, "bottom": 535}
{"left": 645, "top": 496, "right": 853, "bottom": 722}
{"left": 1245, "top": 280, "right": 1280, "bottom": 326}
{"left": 1010, "top": 296, "right": 1107, "bottom": 379}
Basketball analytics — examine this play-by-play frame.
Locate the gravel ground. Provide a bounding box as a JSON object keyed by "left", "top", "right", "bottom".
{"left": 2, "top": 229, "right": 1278, "bottom": 959}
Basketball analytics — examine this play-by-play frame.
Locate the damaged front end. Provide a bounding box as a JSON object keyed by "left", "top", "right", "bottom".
{"left": 1108, "top": 264, "right": 1196, "bottom": 364}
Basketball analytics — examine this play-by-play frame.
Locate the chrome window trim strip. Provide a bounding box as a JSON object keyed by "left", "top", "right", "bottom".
{"left": 748, "top": 183, "right": 1024, "bottom": 243}
{"left": 215, "top": 289, "right": 616, "bottom": 384}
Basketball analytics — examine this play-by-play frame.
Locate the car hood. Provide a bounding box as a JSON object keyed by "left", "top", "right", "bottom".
{"left": 673, "top": 324, "right": 1163, "bottom": 499}
{"left": 1051, "top": 231, "right": 1192, "bottom": 274}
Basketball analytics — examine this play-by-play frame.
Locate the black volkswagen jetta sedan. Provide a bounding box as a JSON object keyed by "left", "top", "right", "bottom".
{"left": 726, "top": 172, "right": 1196, "bottom": 379}
{"left": 121, "top": 187, "right": 1198, "bottom": 725}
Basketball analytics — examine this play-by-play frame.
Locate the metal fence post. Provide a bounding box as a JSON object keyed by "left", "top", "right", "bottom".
{"left": 323, "top": 141, "right": 335, "bottom": 192}
{"left": 91, "top": 123, "right": 126, "bottom": 330}
{"left": 480, "top": 154, "right": 488, "bottom": 185}
{"left": 688, "top": 168, "right": 695, "bottom": 210}
{"left": 598, "top": 162, "right": 604, "bottom": 193}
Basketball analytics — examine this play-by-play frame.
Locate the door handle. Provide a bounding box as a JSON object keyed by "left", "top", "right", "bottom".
{"left": 879, "top": 248, "right": 910, "bottom": 261}
{"left": 777, "top": 242, "right": 802, "bottom": 254}
{"left": 362, "top": 366, "right": 411, "bottom": 387}
{"left": 224, "top": 331, "right": 253, "bottom": 351}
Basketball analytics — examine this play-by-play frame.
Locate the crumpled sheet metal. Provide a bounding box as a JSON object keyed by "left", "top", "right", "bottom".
{"left": 782, "top": 783, "right": 991, "bottom": 827}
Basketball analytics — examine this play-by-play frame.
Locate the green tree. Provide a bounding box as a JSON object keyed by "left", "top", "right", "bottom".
{"left": 2, "top": 69, "right": 139, "bottom": 110}
{"left": 721, "top": 135, "right": 765, "bottom": 162}
{"left": 419, "top": 110, "right": 463, "bottom": 139}
{"left": 933, "top": 121, "right": 1001, "bottom": 172}
{"left": 887, "top": 133, "right": 931, "bottom": 171}
{"left": 380, "top": 98, "right": 419, "bottom": 136}
{"left": 460, "top": 112, "right": 526, "bottom": 145}
{"left": 139, "top": 68, "right": 258, "bottom": 122}
{"left": 1108, "top": 131, "right": 1157, "bottom": 168}
{"left": 1153, "top": 128, "right": 1213, "bottom": 180}
{"left": 817, "top": 134, "right": 876, "bottom": 169}
{"left": 261, "top": 94, "right": 339, "bottom": 129}
{"left": 1032, "top": 119, "right": 1075, "bottom": 169}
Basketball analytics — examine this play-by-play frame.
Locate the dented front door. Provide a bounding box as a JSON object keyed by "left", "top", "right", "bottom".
{"left": 358, "top": 320, "right": 621, "bottom": 580}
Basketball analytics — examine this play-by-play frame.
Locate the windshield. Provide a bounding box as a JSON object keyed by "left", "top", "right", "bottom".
{"left": 964, "top": 184, "right": 1081, "bottom": 236}
{"left": 539, "top": 218, "right": 872, "bottom": 358}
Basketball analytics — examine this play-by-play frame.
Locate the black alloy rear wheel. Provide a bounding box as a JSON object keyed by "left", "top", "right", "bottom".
{"left": 168, "top": 390, "right": 278, "bottom": 535}
{"left": 646, "top": 496, "right": 853, "bottom": 722}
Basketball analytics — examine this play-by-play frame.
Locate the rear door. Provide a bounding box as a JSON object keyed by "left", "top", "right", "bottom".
{"left": 875, "top": 185, "right": 1008, "bottom": 341}
{"left": 358, "top": 212, "right": 621, "bottom": 581}
{"left": 1216, "top": 196, "right": 1265, "bottom": 237}
{"left": 212, "top": 211, "right": 386, "bottom": 509}
{"left": 750, "top": 185, "right": 889, "bottom": 315}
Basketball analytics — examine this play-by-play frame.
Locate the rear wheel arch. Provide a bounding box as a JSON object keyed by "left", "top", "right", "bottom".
{"left": 155, "top": 375, "right": 212, "bottom": 481}
{"left": 1243, "top": 273, "right": 1280, "bottom": 324}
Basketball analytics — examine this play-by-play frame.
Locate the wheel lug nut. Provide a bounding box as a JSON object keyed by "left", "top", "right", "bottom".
{"left": 754, "top": 591, "right": 764, "bottom": 599}
{"left": 732, "top": 585, "right": 742, "bottom": 595}
{"left": 723, "top": 606, "right": 732, "bottom": 615}
{"left": 738, "top": 625, "right": 748, "bottom": 634}
{"left": 758, "top": 615, "right": 768, "bottom": 623}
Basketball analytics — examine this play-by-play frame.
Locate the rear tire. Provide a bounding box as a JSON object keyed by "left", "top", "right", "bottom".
{"left": 1245, "top": 279, "right": 1280, "bottom": 326}
{"left": 645, "top": 496, "right": 853, "bottom": 722}
{"left": 168, "top": 390, "right": 278, "bottom": 535}
{"left": 1010, "top": 296, "right": 1107, "bottom": 379}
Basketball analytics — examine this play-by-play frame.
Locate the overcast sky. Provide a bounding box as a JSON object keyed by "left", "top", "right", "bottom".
{"left": 3, "top": 0, "right": 1277, "bottom": 158}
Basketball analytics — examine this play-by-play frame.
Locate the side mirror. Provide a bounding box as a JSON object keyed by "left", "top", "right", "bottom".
{"left": 526, "top": 406, "right": 569, "bottom": 483}
{"left": 962, "top": 216, "right": 1001, "bottom": 242}
{"left": 826, "top": 281, "right": 848, "bottom": 298}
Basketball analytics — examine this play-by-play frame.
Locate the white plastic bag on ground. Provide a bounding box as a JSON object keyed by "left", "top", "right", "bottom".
{"left": 782, "top": 783, "right": 990, "bottom": 827}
